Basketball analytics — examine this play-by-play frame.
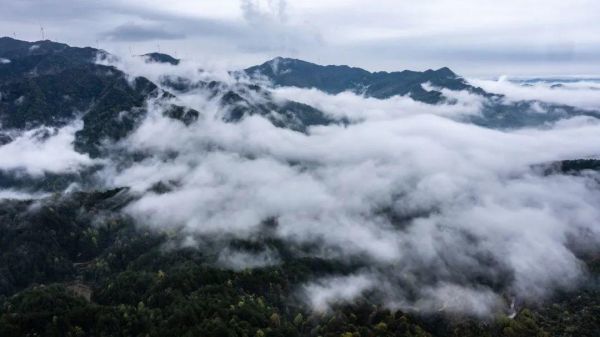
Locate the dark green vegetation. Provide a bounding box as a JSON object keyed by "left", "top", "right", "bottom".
{"left": 2, "top": 36, "right": 598, "bottom": 150}
{"left": 159, "top": 76, "right": 340, "bottom": 132}
{"left": 0, "top": 37, "right": 337, "bottom": 151}
{"left": 0, "top": 190, "right": 598, "bottom": 337}
{"left": 142, "top": 53, "right": 180, "bottom": 65}
{"left": 0, "top": 37, "right": 198, "bottom": 157}
{"left": 245, "top": 57, "right": 484, "bottom": 104}
{"left": 245, "top": 57, "right": 600, "bottom": 128}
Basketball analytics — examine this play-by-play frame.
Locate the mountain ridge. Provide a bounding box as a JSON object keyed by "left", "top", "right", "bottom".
{"left": 244, "top": 56, "right": 485, "bottom": 103}
{"left": 3, "top": 36, "right": 600, "bottom": 136}
{"left": 141, "top": 52, "right": 180, "bottom": 65}
{"left": 0, "top": 37, "right": 338, "bottom": 155}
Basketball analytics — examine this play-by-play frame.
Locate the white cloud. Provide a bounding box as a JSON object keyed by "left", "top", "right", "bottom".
{"left": 414, "top": 284, "right": 503, "bottom": 317}
{"left": 0, "top": 122, "right": 95, "bottom": 176}
{"left": 82, "top": 60, "right": 600, "bottom": 315}
{"left": 0, "top": 189, "right": 49, "bottom": 200}
{"left": 303, "top": 274, "right": 375, "bottom": 311}
{"left": 469, "top": 77, "right": 600, "bottom": 110}
{"left": 216, "top": 247, "right": 281, "bottom": 271}
{"left": 272, "top": 86, "right": 484, "bottom": 122}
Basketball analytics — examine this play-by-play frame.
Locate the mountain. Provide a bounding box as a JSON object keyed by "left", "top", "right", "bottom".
{"left": 245, "top": 57, "right": 487, "bottom": 103}
{"left": 4, "top": 37, "right": 596, "bottom": 147}
{"left": 0, "top": 38, "right": 337, "bottom": 157}
{"left": 0, "top": 37, "right": 199, "bottom": 157}
{"left": 2, "top": 36, "right": 600, "bottom": 158}
{"left": 0, "top": 37, "right": 99, "bottom": 81}
{"left": 141, "top": 52, "right": 180, "bottom": 65}
{"left": 160, "top": 76, "right": 340, "bottom": 132}
{"left": 245, "top": 57, "right": 600, "bottom": 128}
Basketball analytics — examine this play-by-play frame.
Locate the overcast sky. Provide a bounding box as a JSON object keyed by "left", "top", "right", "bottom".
{"left": 1, "top": 0, "right": 599, "bottom": 77}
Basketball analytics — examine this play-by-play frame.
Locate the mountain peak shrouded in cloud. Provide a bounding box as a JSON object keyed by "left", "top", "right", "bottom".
{"left": 0, "top": 34, "right": 600, "bottom": 336}
{"left": 245, "top": 57, "right": 478, "bottom": 103}
{"left": 141, "top": 52, "right": 180, "bottom": 65}
{"left": 0, "top": 37, "right": 337, "bottom": 150}
{"left": 0, "top": 37, "right": 198, "bottom": 157}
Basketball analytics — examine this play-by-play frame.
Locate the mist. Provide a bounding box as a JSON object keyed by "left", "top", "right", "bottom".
{"left": 470, "top": 77, "right": 600, "bottom": 111}
{"left": 0, "top": 122, "right": 94, "bottom": 176}
{"left": 2, "top": 54, "right": 599, "bottom": 318}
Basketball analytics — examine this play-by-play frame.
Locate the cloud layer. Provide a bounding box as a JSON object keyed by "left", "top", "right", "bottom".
{"left": 79, "top": 57, "right": 600, "bottom": 316}
{"left": 1, "top": 55, "right": 599, "bottom": 316}
{"left": 0, "top": 123, "right": 94, "bottom": 176}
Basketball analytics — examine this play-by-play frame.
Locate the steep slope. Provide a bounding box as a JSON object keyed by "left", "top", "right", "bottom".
{"left": 161, "top": 76, "right": 340, "bottom": 132}
{"left": 0, "top": 37, "right": 200, "bottom": 157}
{"left": 0, "top": 38, "right": 337, "bottom": 153}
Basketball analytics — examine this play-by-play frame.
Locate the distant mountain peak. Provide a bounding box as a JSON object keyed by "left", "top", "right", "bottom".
{"left": 255, "top": 57, "right": 314, "bottom": 76}
{"left": 245, "top": 57, "right": 469, "bottom": 103}
{"left": 434, "top": 66, "right": 456, "bottom": 77}
{"left": 267, "top": 56, "right": 303, "bottom": 64}
{"left": 141, "top": 52, "right": 180, "bottom": 65}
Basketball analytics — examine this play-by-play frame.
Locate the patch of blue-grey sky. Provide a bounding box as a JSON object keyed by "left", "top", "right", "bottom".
{"left": 0, "top": 0, "right": 598, "bottom": 76}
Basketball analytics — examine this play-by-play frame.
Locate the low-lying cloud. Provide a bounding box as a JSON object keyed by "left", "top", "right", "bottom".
{"left": 0, "top": 122, "right": 94, "bottom": 176}
{"left": 2, "top": 55, "right": 599, "bottom": 317}
{"left": 470, "top": 77, "right": 600, "bottom": 111}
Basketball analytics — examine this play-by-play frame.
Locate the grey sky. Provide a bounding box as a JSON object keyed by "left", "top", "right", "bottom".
{"left": 0, "top": 0, "right": 599, "bottom": 77}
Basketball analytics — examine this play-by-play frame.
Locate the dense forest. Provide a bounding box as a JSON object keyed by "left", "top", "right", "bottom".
{"left": 0, "top": 188, "right": 598, "bottom": 337}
